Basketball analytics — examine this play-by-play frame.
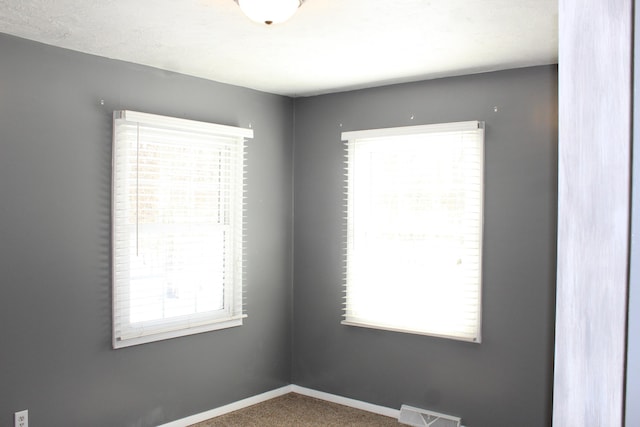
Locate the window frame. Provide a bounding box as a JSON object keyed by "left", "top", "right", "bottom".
{"left": 341, "top": 120, "right": 484, "bottom": 343}
{"left": 111, "top": 110, "right": 252, "bottom": 349}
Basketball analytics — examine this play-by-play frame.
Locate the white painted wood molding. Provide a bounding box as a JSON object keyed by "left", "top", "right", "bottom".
{"left": 157, "top": 385, "right": 400, "bottom": 427}
{"left": 157, "top": 386, "right": 293, "bottom": 427}
{"left": 553, "top": 0, "right": 632, "bottom": 425}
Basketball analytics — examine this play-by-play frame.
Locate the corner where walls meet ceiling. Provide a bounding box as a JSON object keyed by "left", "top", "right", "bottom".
{"left": 0, "top": 0, "right": 558, "bottom": 97}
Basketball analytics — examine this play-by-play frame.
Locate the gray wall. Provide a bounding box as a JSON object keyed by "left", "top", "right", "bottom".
{"left": 292, "top": 66, "right": 558, "bottom": 427}
{"left": 0, "top": 34, "right": 294, "bottom": 427}
{"left": 0, "top": 31, "right": 560, "bottom": 427}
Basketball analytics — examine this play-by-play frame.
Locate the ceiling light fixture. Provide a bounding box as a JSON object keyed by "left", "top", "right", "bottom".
{"left": 235, "top": 0, "right": 305, "bottom": 25}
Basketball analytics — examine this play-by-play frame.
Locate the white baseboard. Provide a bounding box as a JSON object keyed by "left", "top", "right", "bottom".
{"left": 157, "top": 385, "right": 293, "bottom": 427}
{"left": 290, "top": 385, "right": 400, "bottom": 419}
{"left": 157, "top": 384, "right": 400, "bottom": 426}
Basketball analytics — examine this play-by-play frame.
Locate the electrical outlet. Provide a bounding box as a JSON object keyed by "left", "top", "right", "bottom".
{"left": 14, "top": 409, "right": 28, "bottom": 427}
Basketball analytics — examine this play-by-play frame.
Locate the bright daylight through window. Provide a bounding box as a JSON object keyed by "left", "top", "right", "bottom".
{"left": 342, "top": 121, "right": 484, "bottom": 342}
{"left": 112, "top": 110, "right": 252, "bottom": 348}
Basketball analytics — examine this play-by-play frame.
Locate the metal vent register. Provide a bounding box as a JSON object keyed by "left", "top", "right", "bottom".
{"left": 398, "top": 405, "right": 461, "bottom": 427}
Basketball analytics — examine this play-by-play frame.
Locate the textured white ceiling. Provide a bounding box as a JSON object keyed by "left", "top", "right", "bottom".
{"left": 0, "top": 0, "right": 558, "bottom": 96}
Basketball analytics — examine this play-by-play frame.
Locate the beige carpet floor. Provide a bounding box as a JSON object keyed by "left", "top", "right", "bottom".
{"left": 189, "top": 393, "right": 403, "bottom": 426}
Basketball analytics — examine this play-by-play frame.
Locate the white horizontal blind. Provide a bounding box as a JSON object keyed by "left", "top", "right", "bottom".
{"left": 112, "top": 110, "right": 252, "bottom": 348}
{"left": 342, "top": 121, "right": 484, "bottom": 342}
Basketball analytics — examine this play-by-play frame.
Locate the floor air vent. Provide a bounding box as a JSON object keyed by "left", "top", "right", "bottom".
{"left": 398, "top": 405, "right": 461, "bottom": 427}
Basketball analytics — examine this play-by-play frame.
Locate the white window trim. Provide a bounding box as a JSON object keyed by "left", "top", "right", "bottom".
{"left": 112, "top": 110, "right": 252, "bottom": 349}
{"left": 341, "top": 120, "right": 484, "bottom": 343}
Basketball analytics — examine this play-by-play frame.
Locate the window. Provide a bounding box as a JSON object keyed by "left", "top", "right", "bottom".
{"left": 341, "top": 121, "right": 484, "bottom": 342}
{"left": 112, "top": 110, "right": 252, "bottom": 348}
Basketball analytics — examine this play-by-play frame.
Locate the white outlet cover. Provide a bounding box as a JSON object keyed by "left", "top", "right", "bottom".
{"left": 14, "top": 409, "right": 28, "bottom": 427}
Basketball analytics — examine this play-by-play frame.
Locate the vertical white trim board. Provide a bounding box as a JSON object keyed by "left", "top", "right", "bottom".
{"left": 553, "top": 0, "right": 631, "bottom": 425}
{"left": 156, "top": 385, "right": 400, "bottom": 426}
